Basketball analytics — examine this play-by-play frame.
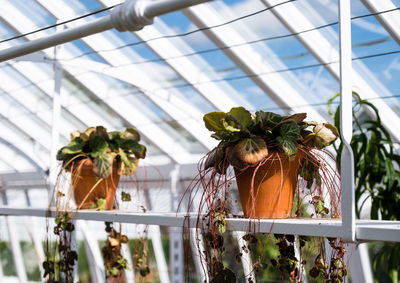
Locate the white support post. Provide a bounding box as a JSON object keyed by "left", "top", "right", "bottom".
{"left": 169, "top": 227, "right": 184, "bottom": 283}
{"left": 0, "top": 0, "right": 213, "bottom": 62}
{"left": 121, "top": 241, "right": 135, "bottom": 282}
{"left": 1, "top": 192, "right": 28, "bottom": 283}
{"left": 348, "top": 243, "right": 373, "bottom": 283}
{"left": 235, "top": 231, "right": 256, "bottom": 282}
{"left": 169, "top": 165, "right": 184, "bottom": 283}
{"left": 78, "top": 221, "right": 105, "bottom": 283}
{"left": 23, "top": 191, "right": 45, "bottom": 282}
{"left": 48, "top": 40, "right": 63, "bottom": 205}
{"left": 338, "top": 0, "right": 356, "bottom": 242}
{"left": 150, "top": 226, "right": 170, "bottom": 283}
{"left": 190, "top": 228, "right": 209, "bottom": 283}
{"left": 294, "top": 236, "right": 308, "bottom": 283}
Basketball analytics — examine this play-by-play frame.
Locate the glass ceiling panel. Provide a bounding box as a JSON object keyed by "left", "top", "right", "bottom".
{"left": 295, "top": 0, "right": 400, "bottom": 116}
{"left": 158, "top": 10, "right": 278, "bottom": 110}
{"left": 203, "top": 0, "right": 336, "bottom": 119}
{"left": 0, "top": 0, "right": 399, "bottom": 170}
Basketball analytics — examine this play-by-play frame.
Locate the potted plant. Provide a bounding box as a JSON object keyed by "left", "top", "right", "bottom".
{"left": 183, "top": 107, "right": 345, "bottom": 282}
{"left": 201, "top": 106, "right": 339, "bottom": 218}
{"left": 56, "top": 126, "right": 146, "bottom": 209}
{"left": 43, "top": 126, "right": 146, "bottom": 282}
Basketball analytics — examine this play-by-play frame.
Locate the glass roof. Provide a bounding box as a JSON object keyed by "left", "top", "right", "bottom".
{"left": 0, "top": 0, "right": 398, "bottom": 173}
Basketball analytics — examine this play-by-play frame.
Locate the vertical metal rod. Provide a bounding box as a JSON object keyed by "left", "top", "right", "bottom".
{"left": 190, "top": 228, "right": 208, "bottom": 283}
{"left": 79, "top": 221, "right": 105, "bottom": 283}
{"left": 1, "top": 192, "right": 28, "bottom": 283}
{"left": 23, "top": 191, "right": 45, "bottom": 282}
{"left": 338, "top": 0, "right": 355, "bottom": 242}
{"left": 235, "top": 232, "right": 256, "bottom": 281}
{"left": 150, "top": 226, "right": 170, "bottom": 283}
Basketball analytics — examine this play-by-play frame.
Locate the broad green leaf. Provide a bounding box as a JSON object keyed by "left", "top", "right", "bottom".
{"left": 255, "top": 111, "right": 283, "bottom": 129}
{"left": 62, "top": 137, "right": 84, "bottom": 155}
{"left": 93, "top": 153, "right": 115, "bottom": 178}
{"left": 203, "top": 112, "right": 228, "bottom": 132}
{"left": 285, "top": 113, "right": 307, "bottom": 123}
{"left": 120, "top": 156, "right": 139, "bottom": 176}
{"left": 121, "top": 191, "right": 131, "bottom": 201}
{"left": 280, "top": 122, "right": 301, "bottom": 140}
{"left": 108, "top": 131, "right": 122, "bottom": 141}
{"left": 70, "top": 130, "right": 81, "bottom": 140}
{"left": 123, "top": 127, "right": 141, "bottom": 141}
{"left": 228, "top": 107, "right": 252, "bottom": 128}
{"left": 80, "top": 127, "right": 96, "bottom": 141}
{"left": 89, "top": 136, "right": 108, "bottom": 157}
{"left": 121, "top": 140, "right": 146, "bottom": 159}
{"left": 231, "top": 137, "right": 268, "bottom": 165}
{"left": 96, "top": 126, "right": 110, "bottom": 142}
{"left": 313, "top": 123, "right": 339, "bottom": 146}
{"left": 224, "top": 125, "right": 241, "bottom": 133}
{"left": 276, "top": 136, "right": 298, "bottom": 155}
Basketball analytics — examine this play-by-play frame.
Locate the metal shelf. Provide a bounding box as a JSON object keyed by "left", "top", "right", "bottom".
{"left": 1, "top": 206, "right": 399, "bottom": 242}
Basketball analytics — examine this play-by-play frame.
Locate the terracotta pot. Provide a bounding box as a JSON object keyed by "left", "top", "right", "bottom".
{"left": 235, "top": 151, "right": 302, "bottom": 218}
{"left": 71, "top": 158, "right": 120, "bottom": 210}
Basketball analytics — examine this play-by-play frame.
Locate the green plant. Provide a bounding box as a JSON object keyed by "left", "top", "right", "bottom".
{"left": 102, "top": 222, "right": 130, "bottom": 279}
{"left": 43, "top": 213, "right": 77, "bottom": 283}
{"left": 203, "top": 107, "right": 338, "bottom": 174}
{"left": 183, "top": 107, "right": 344, "bottom": 282}
{"left": 328, "top": 92, "right": 400, "bottom": 282}
{"left": 57, "top": 126, "right": 146, "bottom": 178}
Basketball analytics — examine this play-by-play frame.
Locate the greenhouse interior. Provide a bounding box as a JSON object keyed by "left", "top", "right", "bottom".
{"left": 0, "top": 0, "right": 399, "bottom": 282}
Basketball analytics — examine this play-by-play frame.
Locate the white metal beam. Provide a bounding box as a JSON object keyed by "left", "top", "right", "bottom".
{"left": 2, "top": 207, "right": 400, "bottom": 242}
{"left": 361, "top": 0, "right": 400, "bottom": 47}
{"left": 183, "top": 3, "right": 326, "bottom": 122}
{"left": 338, "top": 0, "right": 355, "bottom": 242}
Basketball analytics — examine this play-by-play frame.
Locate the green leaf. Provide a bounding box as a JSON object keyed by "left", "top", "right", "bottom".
{"left": 203, "top": 111, "right": 228, "bottom": 132}
{"left": 121, "top": 192, "right": 131, "bottom": 202}
{"left": 285, "top": 113, "right": 307, "bottom": 123}
{"left": 120, "top": 156, "right": 139, "bottom": 176}
{"left": 280, "top": 122, "right": 301, "bottom": 140}
{"left": 224, "top": 125, "right": 240, "bottom": 133}
{"left": 230, "top": 137, "right": 268, "bottom": 165}
{"left": 313, "top": 123, "right": 339, "bottom": 147}
{"left": 62, "top": 137, "right": 84, "bottom": 155}
{"left": 276, "top": 136, "right": 298, "bottom": 155}
{"left": 89, "top": 136, "right": 108, "bottom": 157}
{"left": 255, "top": 110, "right": 283, "bottom": 129}
{"left": 70, "top": 130, "right": 81, "bottom": 140}
{"left": 80, "top": 127, "right": 96, "bottom": 141}
{"left": 121, "top": 140, "right": 146, "bottom": 159}
{"left": 228, "top": 107, "right": 252, "bottom": 129}
{"left": 93, "top": 153, "right": 115, "bottom": 178}
{"left": 123, "top": 127, "right": 141, "bottom": 141}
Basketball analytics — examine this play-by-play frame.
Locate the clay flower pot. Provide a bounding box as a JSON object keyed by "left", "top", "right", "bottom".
{"left": 235, "top": 151, "right": 302, "bottom": 218}
{"left": 71, "top": 158, "right": 120, "bottom": 210}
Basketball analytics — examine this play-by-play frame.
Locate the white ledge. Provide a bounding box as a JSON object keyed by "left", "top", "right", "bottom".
{"left": 0, "top": 206, "right": 399, "bottom": 242}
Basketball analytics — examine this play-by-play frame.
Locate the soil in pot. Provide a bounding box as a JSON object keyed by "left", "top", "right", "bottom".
{"left": 71, "top": 158, "right": 120, "bottom": 210}
{"left": 235, "top": 151, "right": 302, "bottom": 218}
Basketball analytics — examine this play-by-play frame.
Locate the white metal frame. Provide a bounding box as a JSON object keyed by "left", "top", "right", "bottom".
{"left": 1, "top": 1, "right": 400, "bottom": 282}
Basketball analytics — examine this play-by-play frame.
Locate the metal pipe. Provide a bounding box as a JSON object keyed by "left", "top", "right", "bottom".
{"left": 0, "top": 0, "right": 213, "bottom": 62}
{"left": 144, "top": 0, "right": 211, "bottom": 19}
